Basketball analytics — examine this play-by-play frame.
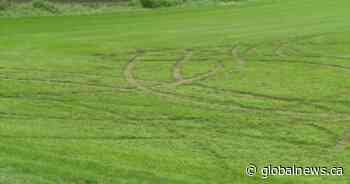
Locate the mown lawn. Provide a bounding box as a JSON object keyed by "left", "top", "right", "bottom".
{"left": 1, "top": 0, "right": 350, "bottom": 183}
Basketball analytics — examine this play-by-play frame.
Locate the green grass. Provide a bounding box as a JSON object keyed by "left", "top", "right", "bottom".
{"left": 1, "top": 0, "right": 350, "bottom": 183}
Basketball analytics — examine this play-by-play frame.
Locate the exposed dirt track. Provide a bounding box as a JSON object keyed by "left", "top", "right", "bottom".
{"left": 232, "top": 46, "right": 246, "bottom": 64}
{"left": 170, "top": 63, "right": 224, "bottom": 87}
{"left": 173, "top": 50, "right": 193, "bottom": 82}
{"left": 275, "top": 42, "right": 288, "bottom": 57}
{"left": 124, "top": 54, "right": 144, "bottom": 89}
{"left": 336, "top": 129, "right": 350, "bottom": 150}
{"left": 169, "top": 49, "right": 224, "bottom": 87}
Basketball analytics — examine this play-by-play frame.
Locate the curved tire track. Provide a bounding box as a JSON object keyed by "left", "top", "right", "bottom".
{"left": 336, "top": 129, "right": 350, "bottom": 150}
{"left": 123, "top": 49, "right": 350, "bottom": 120}
{"left": 173, "top": 50, "right": 193, "bottom": 82}
{"left": 232, "top": 46, "right": 246, "bottom": 64}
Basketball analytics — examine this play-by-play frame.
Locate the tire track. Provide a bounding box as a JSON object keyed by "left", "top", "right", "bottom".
{"left": 336, "top": 129, "right": 350, "bottom": 150}
{"left": 173, "top": 50, "right": 193, "bottom": 82}
{"left": 0, "top": 76, "right": 134, "bottom": 91}
{"left": 0, "top": 66, "right": 119, "bottom": 79}
{"left": 0, "top": 111, "right": 115, "bottom": 122}
{"left": 170, "top": 63, "right": 224, "bottom": 87}
{"left": 0, "top": 110, "right": 196, "bottom": 125}
{"left": 123, "top": 51, "right": 150, "bottom": 91}
{"left": 124, "top": 46, "right": 350, "bottom": 150}
{"left": 192, "top": 83, "right": 344, "bottom": 113}
{"left": 243, "top": 42, "right": 350, "bottom": 149}
{"left": 170, "top": 50, "right": 223, "bottom": 87}
{"left": 251, "top": 58, "right": 350, "bottom": 71}
{"left": 275, "top": 42, "right": 289, "bottom": 57}
{"left": 126, "top": 49, "right": 224, "bottom": 89}
{"left": 232, "top": 46, "right": 246, "bottom": 64}
{"left": 239, "top": 132, "right": 331, "bottom": 148}
{"left": 162, "top": 89, "right": 350, "bottom": 119}
{"left": 123, "top": 51, "right": 256, "bottom": 114}
{"left": 123, "top": 50, "right": 350, "bottom": 120}
{"left": 272, "top": 42, "right": 350, "bottom": 61}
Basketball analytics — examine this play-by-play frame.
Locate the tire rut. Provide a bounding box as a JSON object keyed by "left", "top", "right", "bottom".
{"left": 122, "top": 50, "right": 350, "bottom": 120}
{"left": 173, "top": 50, "right": 193, "bottom": 82}
{"left": 336, "top": 128, "right": 350, "bottom": 150}
{"left": 232, "top": 46, "right": 246, "bottom": 64}
{"left": 192, "top": 83, "right": 345, "bottom": 114}
{"left": 251, "top": 58, "right": 350, "bottom": 71}
{"left": 170, "top": 63, "right": 224, "bottom": 87}
{"left": 0, "top": 76, "right": 134, "bottom": 91}
{"left": 170, "top": 50, "right": 223, "bottom": 87}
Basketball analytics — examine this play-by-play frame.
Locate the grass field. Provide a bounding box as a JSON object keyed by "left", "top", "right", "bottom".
{"left": 1, "top": 0, "right": 350, "bottom": 183}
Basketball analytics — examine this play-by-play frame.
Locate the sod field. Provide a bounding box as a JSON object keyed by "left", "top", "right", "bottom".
{"left": 1, "top": 0, "right": 350, "bottom": 183}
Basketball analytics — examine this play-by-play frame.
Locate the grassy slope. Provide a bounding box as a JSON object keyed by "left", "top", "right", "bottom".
{"left": 1, "top": 0, "right": 350, "bottom": 183}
